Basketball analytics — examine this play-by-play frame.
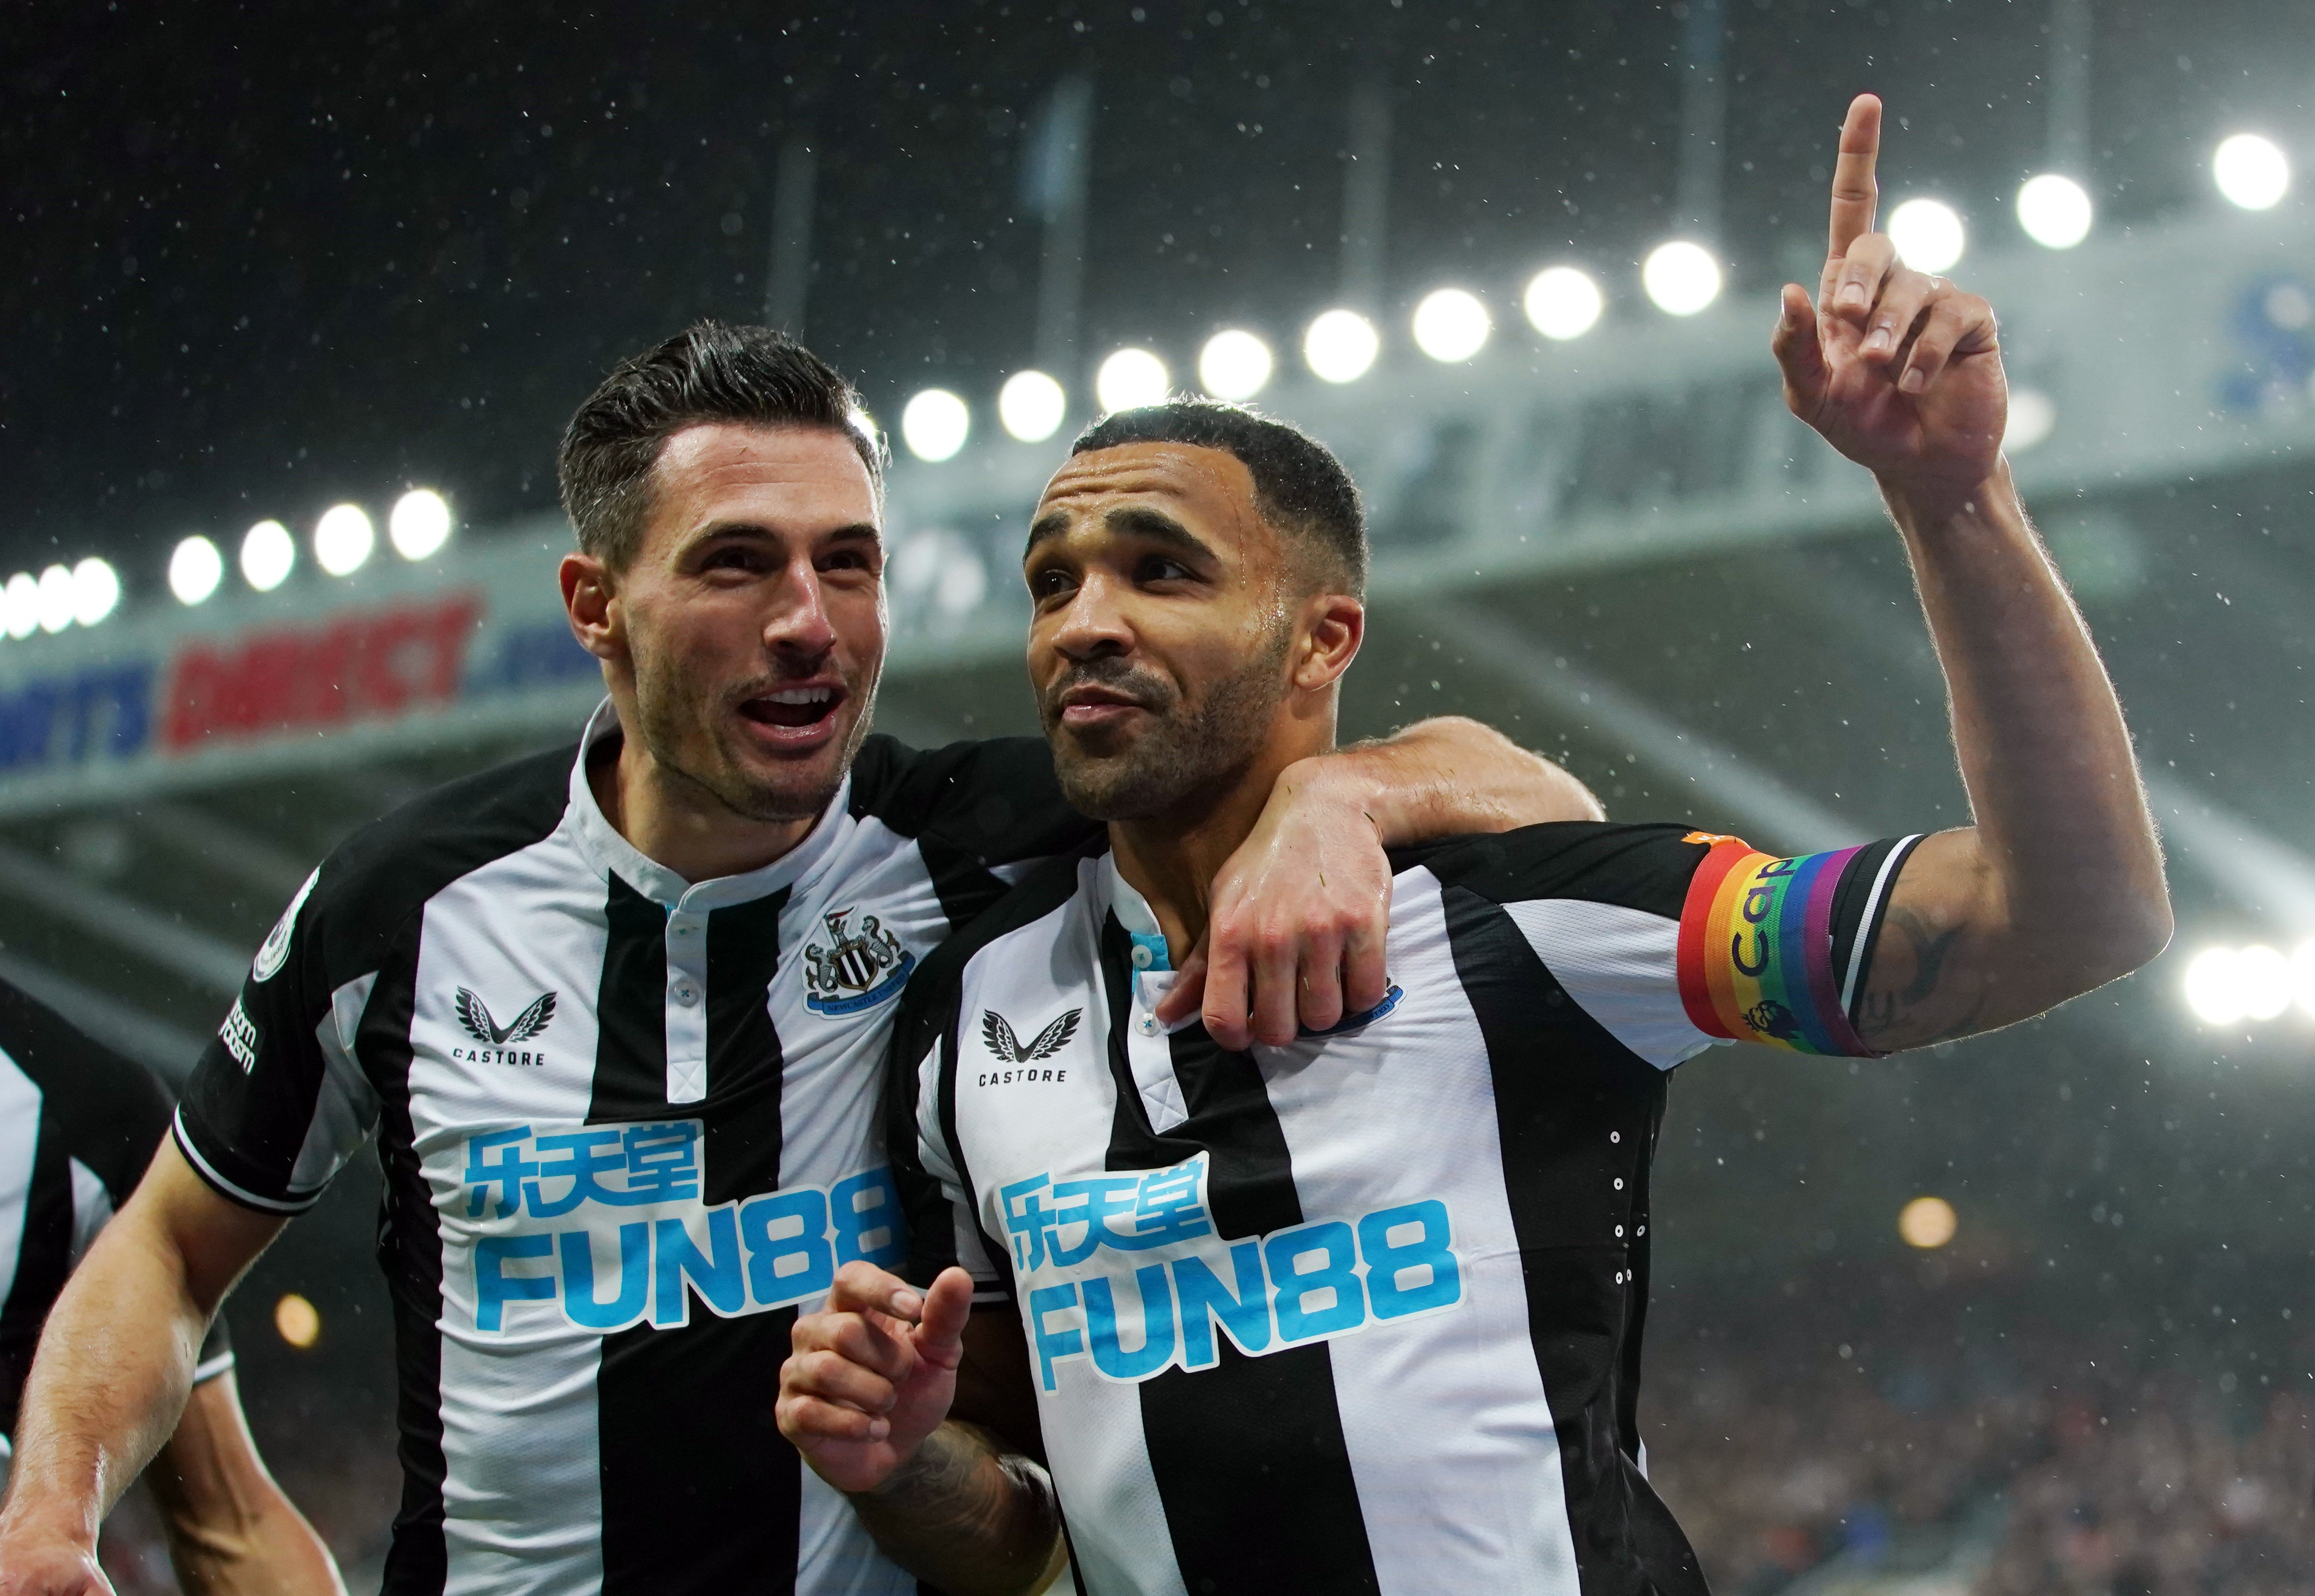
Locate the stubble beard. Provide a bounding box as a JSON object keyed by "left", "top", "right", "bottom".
{"left": 1045, "top": 625, "right": 1291, "bottom": 822}
{"left": 628, "top": 641, "right": 877, "bottom": 826}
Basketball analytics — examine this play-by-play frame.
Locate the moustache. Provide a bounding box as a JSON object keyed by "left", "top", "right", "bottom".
{"left": 1041, "top": 660, "right": 1177, "bottom": 717}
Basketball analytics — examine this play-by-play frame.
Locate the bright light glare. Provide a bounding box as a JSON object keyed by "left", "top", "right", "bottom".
{"left": 1411, "top": 288, "right": 1491, "bottom": 362}
{"left": 274, "top": 1292, "right": 321, "bottom": 1349}
{"left": 1095, "top": 348, "right": 1168, "bottom": 413}
{"left": 35, "top": 566, "right": 75, "bottom": 635}
{"left": 70, "top": 558, "right": 119, "bottom": 627}
{"left": 1, "top": 575, "right": 37, "bottom": 640}
{"left": 998, "top": 370, "right": 1067, "bottom": 442}
{"left": 1642, "top": 240, "right": 1722, "bottom": 316}
{"left": 1303, "top": 309, "right": 1380, "bottom": 383}
{"left": 169, "top": 537, "right": 224, "bottom": 605}
{"left": 389, "top": 489, "right": 453, "bottom": 560}
{"left": 2291, "top": 941, "right": 2315, "bottom": 1017}
{"left": 2236, "top": 944, "right": 2292, "bottom": 1020}
{"left": 314, "top": 504, "right": 374, "bottom": 577}
{"left": 1197, "top": 329, "right": 1273, "bottom": 400}
{"left": 1899, "top": 1195, "right": 1957, "bottom": 1250}
{"left": 2215, "top": 134, "right": 2291, "bottom": 210}
{"left": 1523, "top": 266, "right": 1604, "bottom": 341}
{"left": 241, "top": 520, "right": 294, "bottom": 592}
{"left": 2185, "top": 947, "right": 2247, "bottom": 1025}
{"left": 2005, "top": 388, "right": 2058, "bottom": 453}
{"left": 2016, "top": 174, "right": 2094, "bottom": 249}
{"left": 900, "top": 389, "right": 971, "bottom": 462}
{"left": 1888, "top": 198, "right": 1966, "bottom": 273}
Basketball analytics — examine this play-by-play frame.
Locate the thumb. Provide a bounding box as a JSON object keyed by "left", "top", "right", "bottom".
{"left": 1771, "top": 282, "right": 1829, "bottom": 408}
{"left": 1154, "top": 938, "right": 1208, "bottom": 1024}
{"left": 912, "top": 1267, "right": 977, "bottom": 1371}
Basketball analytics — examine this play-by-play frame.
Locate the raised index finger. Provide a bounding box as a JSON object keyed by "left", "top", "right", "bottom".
{"left": 1826, "top": 93, "right": 1883, "bottom": 263}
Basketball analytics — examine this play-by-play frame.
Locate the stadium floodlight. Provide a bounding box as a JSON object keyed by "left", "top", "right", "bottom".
{"left": 1888, "top": 198, "right": 1965, "bottom": 273}
{"left": 2291, "top": 941, "right": 2315, "bottom": 1018}
{"left": 70, "top": 557, "right": 119, "bottom": 628}
{"left": 2016, "top": 174, "right": 2094, "bottom": 249}
{"left": 2235, "top": 944, "right": 2292, "bottom": 1020}
{"left": 0, "top": 574, "right": 37, "bottom": 640}
{"left": 1898, "top": 1195, "right": 1957, "bottom": 1250}
{"left": 35, "top": 565, "right": 75, "bottom": 634}
{"left": 1523, "top": 266, "right": 1604, "bottom": 341}
{"left": 1197, "top": 329, "right": 1273, "bottom": 400}
{"left": 2214, "top": 133, "right": 2290, "bottom": 210}
{"left": 998, "top": 370, "right": 1068, "bottom": 442}
{"left": 389, "top": 489, "right": 453, "bottom": 561}
{"left": 314, "top": 503, "right": 374, "bottom": 577}
{"left": 241, "top": 519, "right": 294, "bottom": 592}
{"left": 2184, "top": 947, "right": 2245, "bottom": 1026}
{"left": 2004, "top": 388, "right": 2057, "bottom": 453}
{"left": 846, "top": 406, "right": 880, "bottom": 453}
{"left": 1642, "top": 240, "right": 1721, "bottom": 316}
{"left": 1303, "top": 309, "right": 1380, "bottom": 383}
{"left": 1411, "top": 288, "right": 1491, "bottom": 363}
{"left": 169, "top": 536, "right": 224, "bottom": 605}
{"left": 900, "top": 389, "right": 971, "bottom": 462}
{"left": 1096, "top": 348, "right": 1168, "bottom": 414}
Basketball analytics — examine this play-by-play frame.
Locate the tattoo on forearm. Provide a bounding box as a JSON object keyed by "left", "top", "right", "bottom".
{"left": 1857, "top": 906, "right": 1984, "bottom": 1044}
{"left": 853, "top": 1424, "right": 1059, "bottom": 1595}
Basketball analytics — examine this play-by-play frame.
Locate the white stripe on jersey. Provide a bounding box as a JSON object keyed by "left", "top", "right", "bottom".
{"left": 1498, "top": 897, "right": 1719, "bottom": 1071}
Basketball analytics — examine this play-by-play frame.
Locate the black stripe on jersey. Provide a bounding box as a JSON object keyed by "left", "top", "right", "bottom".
{"left": 0, "top": 993, "right": 174, "bottom": 1436}
{"left": 370, "top": 939, "right": 451, "bottom": 1596}
{"left": 594, "top": 883, "right": 802, "bottom": 1596}
{"left": 1438, "top": 884, "right": 1708, "bottom": 1596}
{"left": 1392, "top": 821, "right": 1707, "bottom": 921}
{"left": 1095, "top": 915, "right": 1383, "bottom": 1596}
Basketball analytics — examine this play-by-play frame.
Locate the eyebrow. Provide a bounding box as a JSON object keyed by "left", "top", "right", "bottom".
{"left": 693, "top": 519, "right": 883, "bottom": 548}
{"left": 1022, "top": 503, "right": 1213, "bottom": 562}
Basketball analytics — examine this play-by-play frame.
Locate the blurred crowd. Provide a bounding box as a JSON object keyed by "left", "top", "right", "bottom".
{"left": 1649, "top": 1263, "right": 2315, "bottom": 1595}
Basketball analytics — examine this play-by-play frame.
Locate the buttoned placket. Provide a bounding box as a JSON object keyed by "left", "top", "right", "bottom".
{"left": 565, "top": 698, "right": 853, "bottom": 1106}
{"left": 1103, "top": 856, "right": 1195, "bottom": 1134}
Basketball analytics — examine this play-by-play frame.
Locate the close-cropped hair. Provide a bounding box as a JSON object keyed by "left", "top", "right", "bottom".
{"left": 557, "top": 321, "right": 883, "bottom": 570}
{"left": 1070, "top": 400, "right": 1369, "bottom": 597}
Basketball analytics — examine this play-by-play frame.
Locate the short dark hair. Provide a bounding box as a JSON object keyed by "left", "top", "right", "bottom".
{"left": 557, "top": 321, "right": 884, "bottom": 569}
{"left": 1070, "top": 401, "right": 1367, "bottom": 596}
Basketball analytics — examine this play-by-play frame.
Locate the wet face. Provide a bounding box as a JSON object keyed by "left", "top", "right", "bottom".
{"left": 589, "top": 423, "right": 884, "bottom": 823}
{"left": 1024, "top": 442, "right": 1306, "bottom": 820}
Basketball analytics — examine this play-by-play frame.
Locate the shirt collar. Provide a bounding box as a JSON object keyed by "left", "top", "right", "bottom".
{"left": 565, "top": 697, "right": 853, "bottom": 911}
{"left": 1099, "top": 852, "right": 1176, "bottom": 976}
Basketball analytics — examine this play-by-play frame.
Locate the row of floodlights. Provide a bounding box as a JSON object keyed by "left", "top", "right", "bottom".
{"left": 892, "top": 135, "right": 2295, "bottom": 464}
{"left": 2182, "top": 941, "right": 2315, "bottom": 1027}
{"left": 165, "top": 489, "right": 453, "bottom": 608}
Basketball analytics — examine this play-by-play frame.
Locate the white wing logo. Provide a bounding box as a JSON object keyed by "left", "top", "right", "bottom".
{"left": 252, "top": 867, "right": 320, "bottom": 983}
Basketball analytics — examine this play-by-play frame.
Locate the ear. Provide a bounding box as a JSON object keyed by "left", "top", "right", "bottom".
{"left": 560, "top": 552, "right": 624, "bottom": 663}
{"left": 1291, "top": 594, "right": 1364, "bottom": 693}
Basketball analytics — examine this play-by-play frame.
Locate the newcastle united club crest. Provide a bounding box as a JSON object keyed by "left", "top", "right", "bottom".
{"left": 803, "top": 907, "right": 916, "bottom": 1016}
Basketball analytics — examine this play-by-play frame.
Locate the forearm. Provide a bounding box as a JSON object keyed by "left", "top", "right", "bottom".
{"left": 848, "top": 1422, "right": 1063, "bottom": 1596}
{"left": 1309, "top": 716, "right": 1603, "bottom": 845}
{"left": 1888, "top": 463, "right": 2170, "bottom": 969}
{"left": 147, "top": 1375, "right": 346, "bottom": 1596}
{"left": 0, "top": 1218, "right": 209, "bottom": 1547}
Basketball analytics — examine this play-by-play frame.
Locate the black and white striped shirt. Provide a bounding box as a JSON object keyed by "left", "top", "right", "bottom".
{"left": 174, "top": 701, "right": 1092, "bottom": 1596}
{"left": 0, "top": 981, "right": 232, "bottom": 1472}
{"left": 894, "top": 822, "right": 1918, "bottom": 1596}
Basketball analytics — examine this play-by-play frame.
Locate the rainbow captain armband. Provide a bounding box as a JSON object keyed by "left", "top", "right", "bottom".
{"left": 1674, "top": 831, "right": 1922, "bottom": 1057}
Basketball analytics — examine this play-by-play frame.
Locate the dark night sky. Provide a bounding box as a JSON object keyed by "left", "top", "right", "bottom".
{"left": 6, "top": 0, "right": 2309, "bottom": 597}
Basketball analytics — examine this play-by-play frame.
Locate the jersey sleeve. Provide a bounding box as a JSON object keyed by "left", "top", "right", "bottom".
{"left": 1421, "top": 822, "right": 1924, "bottom": 1066}
{"left": 1673, "top": 830, "right": 1925, "bottom": 1057}
{"left": 173, "top": 863, "right": 383, "bottom": 1215}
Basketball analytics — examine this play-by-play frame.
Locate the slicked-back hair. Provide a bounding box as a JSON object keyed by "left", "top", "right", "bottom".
{"left": 1070, "top": 401, "right": 1368, "bottom": 597}
{"left": 557, "top": 321, "right": 884, "bottom": 571}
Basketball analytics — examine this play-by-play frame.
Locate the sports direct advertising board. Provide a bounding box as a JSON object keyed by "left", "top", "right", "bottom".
{"left": 0, "top": 518, "right": 603, "bottom": 816}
